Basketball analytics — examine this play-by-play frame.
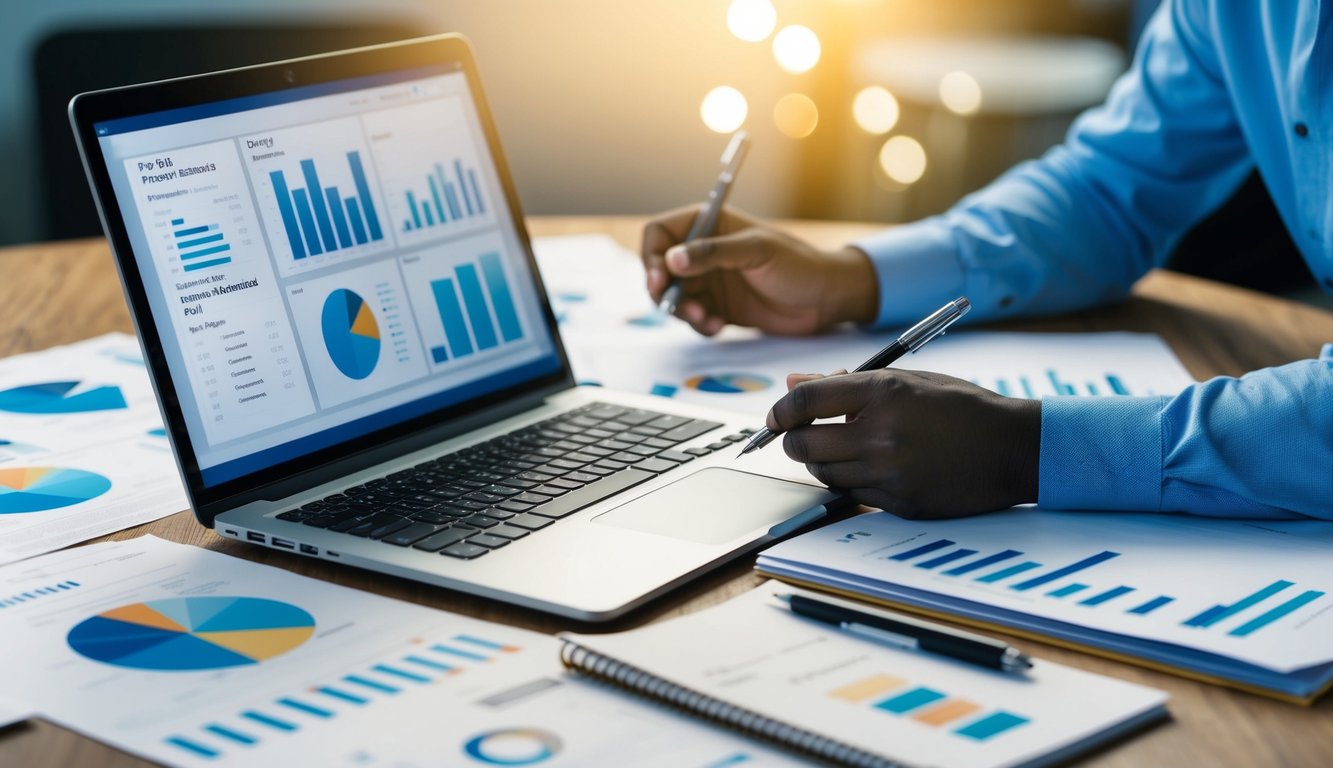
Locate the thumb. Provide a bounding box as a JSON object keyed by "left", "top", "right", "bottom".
{"left": 786, "top": 368, "right": 849, "bottom": 390}
{"left": 665, "top": 231, "right": 774, "bottom": 277}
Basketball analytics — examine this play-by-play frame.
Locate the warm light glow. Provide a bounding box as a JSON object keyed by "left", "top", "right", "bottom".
{"left": 879, "top": 136, "right": 927, "bottom": 184}
{"left": 727, "top": 0, "right": 776, "bottom": 43}
{"left": 939, "top": 71, "right": 983, "bottom": 115}
{"left": 700, "top": 86, "right": 749, "bottom": 133}
{"left": 772, "top": 25, "right": 821, "bottom": 74}
{"left": 852, "top": 86, "right": 900, "bottom": 134}
{"left": 773, "top": 93, "right": 819, "bottom": 139}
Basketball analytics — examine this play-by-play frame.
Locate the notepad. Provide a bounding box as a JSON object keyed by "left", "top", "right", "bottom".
{"left": 756, "top": 510, "right": 1333, "bottom": 704}
{"left": 560, "top": 581, "right": 1167, "bottom": 768}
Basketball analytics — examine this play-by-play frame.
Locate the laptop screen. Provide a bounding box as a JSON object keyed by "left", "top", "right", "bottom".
{"left": 91, "top": 61, "right": 563, "bottom": 488}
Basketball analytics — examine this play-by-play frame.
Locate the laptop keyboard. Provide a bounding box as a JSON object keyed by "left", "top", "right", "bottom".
{"left": 274, "top": 402, "right": 753, "bottom": 560}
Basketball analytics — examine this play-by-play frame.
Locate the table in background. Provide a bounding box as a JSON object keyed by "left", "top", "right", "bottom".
{"left": 2, "top": 217, "right": 1331, "bottom": 766}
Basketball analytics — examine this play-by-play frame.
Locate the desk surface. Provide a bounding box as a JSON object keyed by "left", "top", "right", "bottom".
{"left": 2, "top": 217, "right": 1331, "bottom": 767}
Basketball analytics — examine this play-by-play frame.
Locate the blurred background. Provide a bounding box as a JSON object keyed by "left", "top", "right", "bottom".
{"left": 2, "top": 0, "right": 1153, "bottom": 247}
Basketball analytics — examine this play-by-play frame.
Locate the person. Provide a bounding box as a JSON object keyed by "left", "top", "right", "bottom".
{"left": 640, "top": 0, "right": 1332, "bottom": 521}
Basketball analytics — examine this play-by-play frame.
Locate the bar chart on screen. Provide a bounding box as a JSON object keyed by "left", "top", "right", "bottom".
{"left": 246, "top": 116, "right": 392, "bottom": 277}
{"left": 365, "top": 97, "right": 497, "bottom": 249}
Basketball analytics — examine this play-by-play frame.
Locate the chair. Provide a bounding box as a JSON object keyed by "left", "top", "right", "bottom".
{"left": 31, "top": 19, "right": 427, "bottom": 241}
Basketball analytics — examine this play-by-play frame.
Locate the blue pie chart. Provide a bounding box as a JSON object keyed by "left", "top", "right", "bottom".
{"left": 0, "top": 467, "right": 113, "bottom": 514}
{"left": 321, "top": 289, "right": 380, "bottom": 380}
{"left": 0, "top": 381, "right": 127, "bottom": 413}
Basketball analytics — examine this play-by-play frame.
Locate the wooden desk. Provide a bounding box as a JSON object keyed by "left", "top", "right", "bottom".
{"left": 2, "top": 217, "right": 1331, "bottom": 766}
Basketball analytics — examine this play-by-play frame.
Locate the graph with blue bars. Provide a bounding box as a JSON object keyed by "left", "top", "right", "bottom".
{"left": 427, "top": 252, "right": 523, "bottom": 365}
{"left": 887, "top": 537, "right": 1325, "bottom": 638}
{"left": 401, "top": 159, "right": 487, "bottom": 233}
{"left": 172, "top": 218, "right": 232, "bottom": 273}
{"left": 269, "top": 151, "right": 384, "bottom": 260}
{"left": 160, "top": 632, "right": 522, "bottom": 762}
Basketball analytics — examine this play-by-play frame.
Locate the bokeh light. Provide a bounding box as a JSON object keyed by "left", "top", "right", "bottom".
{"left": 852, "top": 86, "right": 900, "bottom": 134}
{"left": 700, "top": 86, "right": 749, "bottom": 133}
{"left": 727, "top": 0, "right": 777, "bottom": 43}
{"left": 939, "top": 71, "right": 983, "bottom": 115}
{"left": 773, "top": 93, "right": 819, "bottom": 139}
{"left": 772, "top": 25, "right": 821, "bottom": 74}
{"left": 878, "top": 136, "right": 927, "bottom": 184}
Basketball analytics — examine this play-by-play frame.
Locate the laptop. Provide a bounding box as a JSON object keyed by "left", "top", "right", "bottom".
{"left": 69, "top": 33, "right": 839, "bottom": 621}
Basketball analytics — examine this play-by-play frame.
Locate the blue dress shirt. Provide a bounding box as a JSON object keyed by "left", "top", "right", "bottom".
{"left": 854, "top": 0, "right": 1333, "bottom": 519}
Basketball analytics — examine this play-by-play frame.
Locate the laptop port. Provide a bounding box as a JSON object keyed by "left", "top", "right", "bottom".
{"left": 222, "top": 529, "right": 239, "bottom": 537}
{"left": 270, "top": 538, "right": 295, "bottom": 550}
{"left": 246, "top": 531, "right": 265, "bottom": 543}
{"left": 300, "top": 544, "right": 318, "bottom": 555}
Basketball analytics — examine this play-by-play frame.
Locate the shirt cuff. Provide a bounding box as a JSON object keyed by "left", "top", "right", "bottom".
{"left": 1038, "top": 396, "right": 1167, "bottom": 511}
{"left": 853, "top": 220, "right": 966, "bottom": 329}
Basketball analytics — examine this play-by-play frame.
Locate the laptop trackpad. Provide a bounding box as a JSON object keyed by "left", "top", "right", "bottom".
{"left": 592, "top": 467, "right": 831, "bottom": 545}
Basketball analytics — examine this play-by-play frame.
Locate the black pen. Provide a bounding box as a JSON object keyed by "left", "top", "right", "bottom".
{"left": 657, "top": 130, "right": 750, "bottom": 317}
{"left": 737, "top": 296, "right": 971, "bottom": 457}
{"left": 776, "top": 591, "right": 1032, "bottom": 674}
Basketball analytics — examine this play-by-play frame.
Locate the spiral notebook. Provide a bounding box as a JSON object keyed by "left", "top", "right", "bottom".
{"left": 560, "top": 582, "right": 1167, "bottom": 768}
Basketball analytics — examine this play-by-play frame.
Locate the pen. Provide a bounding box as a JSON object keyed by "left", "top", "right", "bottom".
{"left": 775, "top": 591, "right": 1032, "bottom": 674}
{"left": 657, "top": 130, "right": 751, "bottom": 317}
{"left": 737, "top": 296, "right": 971, "bottom": 457}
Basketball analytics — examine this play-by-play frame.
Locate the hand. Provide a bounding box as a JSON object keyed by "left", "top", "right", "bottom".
{"left": 641, "top": 206, "right": 878, "bottom": 336}
{"left": 768, "top": 370, "right": 1040, "bottom": 518}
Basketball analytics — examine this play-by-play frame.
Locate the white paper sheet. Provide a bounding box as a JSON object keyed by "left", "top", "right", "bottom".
{"left": 0, "top": 537, "right": 813, "bottom": 767}
{"left": 533, "top": 235, "right": 1196, "bottom": 421}
{"left": 563, "top": 582, "right": 1167, "bottom": 768}
{"left": 0, "top": 333, "right": 187, "bottom": 564}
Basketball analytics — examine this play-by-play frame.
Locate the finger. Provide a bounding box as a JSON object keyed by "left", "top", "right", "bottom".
{"left": 642, "top": 206, "right": 703, "bottom": 299}
{"left": 664, "top": 229, "right": 777, "bottom": 278}
{"left": 786, "top": 372, "right": 826, "bottom": 390}
{"left": 679, "top": 300, "right": 725, "bottom": 336}
{"left": 769, "top": 372, "right": 880, "bottom": 431}
{"left": 781, "top": 423, "right": 866, "bottom": 463}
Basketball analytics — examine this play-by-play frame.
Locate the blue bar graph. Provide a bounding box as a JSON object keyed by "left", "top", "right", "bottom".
{"left": 1079, "top": 586, "right": 1134, "bottom": 606}
{"left": 172, "top": 217, "right": 231, "bottom": 272}
{"left": 401, "top": 159, "right": 489, "bottom": 232}
{"left": 1229, "top": 590, "right": 1325, "bottom": 637}
{"left": 916, "top": 549, "right": 978, "bottom": 570}
{"left": 1047, "top": 583, "right": 1088, "bottom": 598}
{"left": 955, "top": 712, "right": 1030, "bottom": 741}
{"left": 889, "top": 539, "right": 954, "bottom": 561}
{"left": 1010, "top": 551, "right": 1121, "bottom": 592}
{"left": 942, "top": 550, "right": 1022, "bottom": 576}
{"left": 1184, "top": 580, "right": 1294, "bottom": 628}
{"left": 1047, "top": 369, "right": 1076, "bottom": 395}
{"left": 426, "top": 256, "right": 525, "bottom": 364}
{"left": 1129, "top": 596, "right": 1174, "bottom": 615}
{"left": 874, "top": 687, "right": 946, "bottom": 714}
{"left": 270, "top": 151, "right": 382, "bottom": 260}
{"left": 977, "top": 562, "right": 1042, "bottom": 583}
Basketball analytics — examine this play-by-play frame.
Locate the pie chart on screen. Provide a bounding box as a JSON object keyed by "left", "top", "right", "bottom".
{"left": 67, "top": 596, "right": 316, "bottom": 671}
{"left": 321, "top": 288, "right": 380, "bottom": 380}
{"left": 0, "top": 467, "right": 112, "bottom": 514}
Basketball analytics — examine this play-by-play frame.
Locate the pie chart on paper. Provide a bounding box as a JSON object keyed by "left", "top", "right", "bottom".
{"left": 683, "top": 373, "right": 773, "bottom": 394}
{"left": 0, "top": 467, "right": 112, "bottom": 514}
{"left": 67, "top": 596, "right": 316, "bottom": 671}
{"left": 0, "top": 381, "right": 127, "bottom": 414}
{"left": 321, "top": 288, "right": 381, "bottom": 380}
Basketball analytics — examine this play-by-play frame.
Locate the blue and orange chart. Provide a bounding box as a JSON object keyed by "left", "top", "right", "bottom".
{"left": 0, "top": 381, "right": 127, "bottom": 414}
{"left": 321, "top": 289, "right": 381, "bottom": 380}
{"left": 0, "top": 467, "right": 112, "bottom": 514}
{"left": 67, "top": 596, "right": 316, "bottom": 671}
{"left": 463, "top": 728, "right": 562, "bottom": 765}
{"left": 684, "top": 373, "right": 772, "bottom": 394}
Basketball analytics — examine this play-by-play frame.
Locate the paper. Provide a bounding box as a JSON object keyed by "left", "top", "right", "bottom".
{"left": 533, "top": 235, "right": 1196, "bottom": 419}
{"left": 0, "top": 333, "right": 187, "bottom": 564}
{"left": 0, "top": 536, "right": 812, "bottom": 767}
{"left": 563, "top": 581, "right": 1167, "bottom": 768}
{"left": 758, "top": 511, "right": 1333, "bottom": 695}
{"left": 0, "top": 697, "right": 31, "bottom": 729}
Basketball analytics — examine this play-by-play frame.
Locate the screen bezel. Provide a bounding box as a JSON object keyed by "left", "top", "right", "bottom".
{"left": 69, "top": 34, "right": 573, "bottom": 525}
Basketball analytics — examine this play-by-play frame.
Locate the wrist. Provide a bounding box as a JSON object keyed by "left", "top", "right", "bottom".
{"left": 823, "top": 246, "right": 879, "bottom": 326}
{"left": 1002, "top": 398, "right": 1041, "bottom": 506}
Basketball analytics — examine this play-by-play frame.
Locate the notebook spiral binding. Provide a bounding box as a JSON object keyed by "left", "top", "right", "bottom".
{"left": 560, "top": 641, "right": 910, "bottom": 768}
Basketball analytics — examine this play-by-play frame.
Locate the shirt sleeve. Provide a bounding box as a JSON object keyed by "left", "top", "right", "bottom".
{"left": 856, "top": 0, "right": 1254, "bottom": 328}
{"left": 1039, "top": 345, "right": 1333, "bottom": 520}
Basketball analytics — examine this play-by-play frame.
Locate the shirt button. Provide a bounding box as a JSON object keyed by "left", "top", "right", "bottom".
{"left": 1294, "top": 122, "right": 1309, "bottom": 138}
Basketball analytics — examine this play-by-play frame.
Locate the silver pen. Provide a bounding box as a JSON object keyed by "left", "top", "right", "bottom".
{"left": 737, "top": 296, "right": 971, "bottom": 457}
{"left": 657, "top": 130, "right": 751, "bottom": 316}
